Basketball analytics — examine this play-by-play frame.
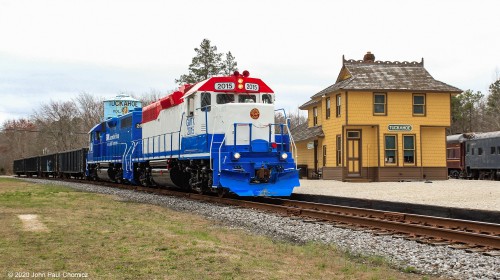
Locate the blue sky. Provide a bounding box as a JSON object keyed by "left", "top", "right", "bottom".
{"left": 1, "top": 0, "right": 499, "bottom": 124}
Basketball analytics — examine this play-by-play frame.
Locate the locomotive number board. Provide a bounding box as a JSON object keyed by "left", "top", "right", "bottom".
{"left": 215, "top": 82, "right": 235, "bottom": 90}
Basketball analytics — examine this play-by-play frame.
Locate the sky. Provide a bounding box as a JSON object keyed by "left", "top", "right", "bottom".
{"left": 1, "top": 0, "right": 499, "bottom": 125}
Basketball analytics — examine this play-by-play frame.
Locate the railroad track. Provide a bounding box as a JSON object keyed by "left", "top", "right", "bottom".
{"left": 23, "top": 177, "right": 500, "bottom": 254}
{"left": 123, "top": 184, "right": 500, "bottom": 254}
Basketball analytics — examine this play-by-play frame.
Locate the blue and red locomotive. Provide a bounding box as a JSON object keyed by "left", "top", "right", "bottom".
{"left": 14, "top": 71, "right": 300, "bottom": 197}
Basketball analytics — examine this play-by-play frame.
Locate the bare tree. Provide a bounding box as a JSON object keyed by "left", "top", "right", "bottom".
{"left": 75, "top": 92, "right": 104, "bottom": 132}
{"left": 275, "top": 110, "right": 307, "bottom": 133}
{"left": 0, "top": 119, "right": 39, "bottom": 173}
{"left": 32, "top": 100, "right": 87, "bottom": 152}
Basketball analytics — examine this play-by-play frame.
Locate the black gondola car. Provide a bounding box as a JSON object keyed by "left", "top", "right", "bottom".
{"left": 39, "top": 153, "right": 58, "bottom": 177}
{"left": 57, "top": 148, "right": 88, "bottom": 178}
{"left": 13, "top": 159, "right": 25, "bottom": 176}
{"left": 24, "top": 156, "right": 40, "bottom": 177}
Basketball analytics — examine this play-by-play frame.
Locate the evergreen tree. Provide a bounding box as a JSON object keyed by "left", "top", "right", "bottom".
{"left": 221, "top": 51, "right": 238, "bottom": 75}
{"left": 450, "top": 90, "right": 484, "bottom": 133}
{"left": 176, "top": 39, "right": 238, "bottom": 85}
{"left": 486, "top": 79, "right": 500, "bottom": 113}
{"left": 485, "top": 78, "right": 500, "bottom": 129}
{"left": 175, "top": 39, "right": 223, "bottom": 84}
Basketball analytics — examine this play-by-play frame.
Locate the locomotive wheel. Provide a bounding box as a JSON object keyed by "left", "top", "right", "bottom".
{"left": 450, "top": 170, "right": 460, "bottom": 179}
{"left": 217, "top": 187, "right": 229, "bottom": 198}
{"left": 170, "top": 166, "right": 190, "bottom": 189}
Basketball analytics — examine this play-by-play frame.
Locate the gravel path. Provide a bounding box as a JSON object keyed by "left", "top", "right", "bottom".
{"left": 17, "top": 178, "right": 500, "bottom": 280}
{"left": 295, "top": 179, "right": 500, "bottom": 211}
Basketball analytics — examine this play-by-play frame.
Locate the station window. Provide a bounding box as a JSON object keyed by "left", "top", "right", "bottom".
{"left": 325, "top": 97, "right": 331, "bottom": 119}
{"left": 200, "top": 92, "right": 211, "bottom": 112}
{"left": 216, "top": 94, "right": 234, "bottom": 104}
{"left": 336, "top": 94, "right": 341, "bottom": 117}
{"left": 347, "top": 131, "right": 360, "bottom": 139}
{"left": 374, "top": 93, "right": 387, "bottom": 115}
{"left": 385, "top": 135, "right": 397, "bottom": 164}
{"left": 238, "top": 95, "right": 256, "bottom": 103}
{"left": 413, "top": 94, "right": 426, "bottom": 116}
{"left": 313, "top": 107, "right": 318, "bottom": 126}
{"left": 403, "top": 135, "right": 415, "bottom": 164}
{"left": 336, "top": 135, "right": 342, "bottom": 166}
{"left": 262, "top": 94, "right": 273, "bottom": 104}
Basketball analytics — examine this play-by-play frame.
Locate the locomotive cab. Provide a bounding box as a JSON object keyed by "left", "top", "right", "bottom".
{"left": 177, "top": 72, "right": 299, "bottom": 196}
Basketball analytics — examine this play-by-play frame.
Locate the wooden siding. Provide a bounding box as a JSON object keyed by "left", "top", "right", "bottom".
{"left": 378, "top": 167, "right": 447, "bottom": 181}
{"left": 321, "top": 167, "right": 342, "bottom": 180}
{"left": 421, "top": 127, "right": 446, "bottom": 167}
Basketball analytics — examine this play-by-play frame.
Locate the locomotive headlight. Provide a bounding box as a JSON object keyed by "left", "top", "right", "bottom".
{"left": 280, "top": 153, "right": 288, "bottom": 160}
{"left": 238, "top": 78, "right": 244, "bottom": 83}
{"left": 233, "top": 152, "right": 241, "bottom": 160}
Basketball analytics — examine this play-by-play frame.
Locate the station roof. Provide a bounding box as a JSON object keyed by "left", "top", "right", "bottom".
{"left": 300, "top": 53, "right": 462, "bottom": 109}
{"left": 291, "top": 123, "right": 324, "bottom": 142}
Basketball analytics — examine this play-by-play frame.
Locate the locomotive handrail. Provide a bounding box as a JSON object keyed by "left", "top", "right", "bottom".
{"left": 209, "top": 112, "right": 224, "bottom": 171}
{"left": 179, "top": 112, "right": 185, "bottom": 157}
{"left": 136, "top": 128, "right": 180, "bottom": 160}
{"left": 285, "top": 118, "right": 298, "bottom": 169}
{"left": 218, "top": 133, "right": 227, "bottom": 173}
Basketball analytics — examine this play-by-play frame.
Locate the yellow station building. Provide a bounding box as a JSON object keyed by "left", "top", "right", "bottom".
{"left": 294, "top": 52, "right": 462, "bottom": 181}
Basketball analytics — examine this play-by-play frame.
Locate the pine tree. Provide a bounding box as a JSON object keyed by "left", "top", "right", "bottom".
{"left": 175, "top": 39, "right": 223, "bottom": 84}
{"left": 221, "top": 51, "right": 238, "bottom": 76}
{"left": 486, "top": 79, "right": 500, "bottom": 113}
{"left": 486, "top": 78, "right": 500, "bottom": 130}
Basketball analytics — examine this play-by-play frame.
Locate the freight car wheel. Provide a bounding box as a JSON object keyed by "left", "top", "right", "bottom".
{"left": 450, "top": 170, "right": 460, "bottom": 179}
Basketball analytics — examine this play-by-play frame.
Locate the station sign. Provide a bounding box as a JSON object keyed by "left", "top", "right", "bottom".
{"left": 388, "top": 124, "right": 412, "bottom": 131}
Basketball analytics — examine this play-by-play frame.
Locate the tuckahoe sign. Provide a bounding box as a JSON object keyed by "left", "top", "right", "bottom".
{"left": 388, "top": 124, "right": 412, "bottom": 131}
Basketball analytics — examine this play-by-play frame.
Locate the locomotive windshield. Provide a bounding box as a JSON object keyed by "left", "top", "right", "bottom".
{"left": 216, "top": 94, "right": 234, "bottom": 104}
{"left": 215, "top": 93, "right": 271, "bottom": 104}
{"left": 238, "top": 95, "right": 256, "bottom": 103}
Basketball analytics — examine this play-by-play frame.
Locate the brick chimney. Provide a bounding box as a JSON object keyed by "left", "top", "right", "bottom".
{"left": 363, "top": 51, "right": 375, "bottom": 62}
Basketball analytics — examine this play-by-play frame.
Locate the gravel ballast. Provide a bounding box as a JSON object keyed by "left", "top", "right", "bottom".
{"left": 19, "top": 178, "right": 500, "bottom": 280}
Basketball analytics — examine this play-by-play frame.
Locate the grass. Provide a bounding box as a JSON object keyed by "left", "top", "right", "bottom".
{"left": 0, "top": 178, "right": 436, "bottom": 279}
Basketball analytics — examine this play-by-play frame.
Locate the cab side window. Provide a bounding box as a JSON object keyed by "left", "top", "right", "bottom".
{"left": 262, "top": 94, "right": 273, "bottom": 104}
{"left": 187, "top": 96, "right": 195, "bottom": 116}
{"left": 201, "top": 92, "right": 211, "bottom": 112}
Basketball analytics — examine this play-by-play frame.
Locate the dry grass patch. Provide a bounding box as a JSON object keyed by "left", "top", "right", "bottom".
{"left": 0, "top": 178, "right": 436, "bottom": 279}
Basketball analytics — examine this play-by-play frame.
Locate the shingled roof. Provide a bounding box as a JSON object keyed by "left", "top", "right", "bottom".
{"left": 300, "top": 53, "right": 462, "bottom": 109}
{"left": 291, "top": 122, "right": 324, "bottom": 142}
